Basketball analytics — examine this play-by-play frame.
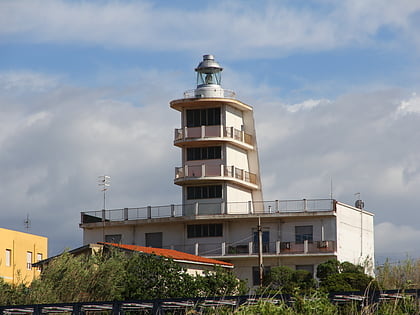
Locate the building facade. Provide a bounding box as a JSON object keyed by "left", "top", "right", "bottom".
{"left": 0, "top": 228, "right": 48, "bottom": 284}
{"left": 80, "top": 55, "right": 374, "bottom": 288}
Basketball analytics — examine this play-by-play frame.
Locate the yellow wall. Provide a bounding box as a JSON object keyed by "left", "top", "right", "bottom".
{"left": 0, "top": 228, "right": 48, "bottom": 284}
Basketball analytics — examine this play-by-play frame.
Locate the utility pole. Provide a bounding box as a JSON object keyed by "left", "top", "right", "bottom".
{"left": 258, "top": 216, "right": 264, "bottom": 287}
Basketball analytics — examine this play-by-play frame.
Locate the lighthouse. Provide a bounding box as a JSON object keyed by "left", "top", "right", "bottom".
{"left": 170, "top": 54, "right": 263, "bottom": 215}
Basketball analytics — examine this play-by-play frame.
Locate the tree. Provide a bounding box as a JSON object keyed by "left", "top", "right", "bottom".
{"left": 316, "top": 259, "right": 375, "bottom": 292}
{"left": 262, "top": 266, "right": 316, "bottom": 294}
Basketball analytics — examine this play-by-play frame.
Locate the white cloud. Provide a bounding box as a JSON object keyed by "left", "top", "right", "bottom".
{"left": 375, "top": 222, "right": 420, "bottom": 258}
{"left": 286, "top": 99, "right": 330, "bottom": 113}
{"left": 397, "top": 92, "right": 420, "bottom": 115}
{"left": 0, "top": 71, "right": 59, "bottom": 92}
{"left": 0, "top": 0, "right": 419, "bottom": 55}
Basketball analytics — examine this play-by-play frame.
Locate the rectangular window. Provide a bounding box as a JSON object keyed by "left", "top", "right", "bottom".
{"left": 253, "top": 231, "right": 270, "bottom": 253}
{"left": 105, "top": 234, "right": 122, "bottom": 243}
{"left": 37, "top": 253, "right": 43, "bottom": 262}
{"left": 187, "top": 146, "right": 221, "bottom": 161}
{"left": 187, "top": 185, "right": 222, "bottom": 199}
{"left": 187, "top": 224, "right": 223, "bottom": 238}
{"left": 252, "top": 266, "right": 271, "bottom": 286}
{"left": 296, "top": 265, "right": 314, "bottom": 276}
{"left": 26, "top": 251, "right": 32, "bottom": 270}
{"left": 186, "top": 108, "right": 221, "bottom": 127}
{"left": 295, "top": 225, "right": 313, "bottom": 244}
{"left": 145, "top": 232, "right": 163, "bottom": 248}
{"left": 5, "top": 249, "right": 11, "bottom": 267}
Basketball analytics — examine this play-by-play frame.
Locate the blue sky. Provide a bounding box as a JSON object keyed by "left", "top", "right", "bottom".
{"left": 1, "top": 0, "right": 420, "bottom": 263}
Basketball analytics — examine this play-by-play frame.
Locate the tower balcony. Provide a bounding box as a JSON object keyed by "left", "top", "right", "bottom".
{"left": 174, "top": 164, "right": 258, "bottom": 189}
{"left": 174, "top": 125, "right": 253, "bottom": 150}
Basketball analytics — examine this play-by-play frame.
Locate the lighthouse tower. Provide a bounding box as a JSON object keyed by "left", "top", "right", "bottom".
{"left": 170, "top": 55, "right": 263, "bottom": 215}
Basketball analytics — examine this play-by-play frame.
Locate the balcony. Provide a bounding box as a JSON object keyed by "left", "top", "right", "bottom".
{"left": 174, "top": 164, "right": 257, "bottom": 188}
{"left": 183, "top": 89, "right": 236, "bottom": 99}
{"left": 80, "top": 199, "right": 335, "bottom": 224}
{"left": 169, "top": 240, "right": 336, "bottom": 258}
{"left": 174, "top": 125, "right": 253, "bottom": 149}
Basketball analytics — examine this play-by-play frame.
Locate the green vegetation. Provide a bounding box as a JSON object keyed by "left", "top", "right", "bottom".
{"left": 2, "top": 254, "right": 420, "bottom": 315}
{"left": 0, "top": 249, "right": 245, "bottom": 305}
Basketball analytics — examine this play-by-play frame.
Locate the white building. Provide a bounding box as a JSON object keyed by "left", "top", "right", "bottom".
{"left": 80, "top": 55, "right": 374, "bottom": 288}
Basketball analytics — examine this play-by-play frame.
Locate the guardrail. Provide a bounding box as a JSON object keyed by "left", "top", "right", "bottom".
{"left": 183, "top": 89, "right": 236, "bottom": 99}
{"left": 81, "top": 199, "right": 335, "bottom": 224}
{"left": 174, "top": 125, "right": 253, "bottom": 146}
{"left": 1, "top": 290, "right": 419, "bottom": 315}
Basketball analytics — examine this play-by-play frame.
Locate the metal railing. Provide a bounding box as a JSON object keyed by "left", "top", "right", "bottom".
{"left": 174, "top": 164, "right": 257, "bottom": 185}
{"left": 81, "top": 199, "right": 335, "bottom": 224}
{"left": 174, "top": 125, "right": 253, "bottom": 146}
{"left": 2, "top": 291, "right": 419, "bottom": 315}
{"left": 183, "top": 89, "right": 236, "bottom": 99}
{"left": 168, "top": 240, "right": 336, "bottom": 257}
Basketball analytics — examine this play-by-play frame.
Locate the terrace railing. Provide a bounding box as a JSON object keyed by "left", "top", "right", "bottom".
{"left": 81, "top": 199, "right": 335, "bottom": 224}
{"left": 174, "top": 125, "right": 253, "bottom": 146}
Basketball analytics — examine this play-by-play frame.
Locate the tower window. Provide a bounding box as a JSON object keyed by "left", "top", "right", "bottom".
{"left": 187, "top": 185, "right": 222, "bottom": 199}
{"left": 187, "top": 146, "right": 221, "bottom": 160}
{"left": 186, "top": 108, "right": 220, "bottom": 127}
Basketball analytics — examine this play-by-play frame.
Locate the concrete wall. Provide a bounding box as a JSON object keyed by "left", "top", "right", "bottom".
{"left": 336, "top": 202, "right": 375, "bottom": 273}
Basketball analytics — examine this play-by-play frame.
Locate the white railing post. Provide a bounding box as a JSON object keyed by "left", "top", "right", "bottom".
{"left": 276, "top": 240, "right": 281, "bottom": 254}
{"left": 201, "top": 164, "right": 206, "bottom": 177}
{"left": 221, "top": 201, "right": 226, "bottom": 214}
{"left": 222, "top": 242, "right": 226, "bottom": 256}
{"left": 248, "top": 241, "right": 253, "bottom": 255}
{"left": 195, "top": 243, "right": 199, "bottom": 256}
{"left": 184, "top": 126, "right": 188, "bottom": 139}
{"left": 275, "top": 200, "right": 279, "bottom": 212}
{"left": 171, "top": 204, "right": 175, "bottom": 217}
{"left": 304, "top": 240, "right": 308, "bottom": 253}
{"left": 195, "top": 202, "right": 199, "bottom": 215}
{"left": 303, "top": 198, "right": 307, "bottom": 211}
{"left": 201, "top": 125, "right": 206, "bottom": 138}
{"left": 248, "top": 201, "right": 252, "bottom": 214}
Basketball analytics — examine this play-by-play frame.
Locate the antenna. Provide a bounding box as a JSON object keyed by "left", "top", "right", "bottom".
{"left": 98, "top": 175, "right": 111, "bottom": 210}
{"left": 330, "top": 178, "right": 333, "bottom": 199}
{"left": 24, "top": 214, "right": 31, "bottom": 231}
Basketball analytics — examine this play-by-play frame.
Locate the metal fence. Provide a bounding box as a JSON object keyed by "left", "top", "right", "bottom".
{"left": 1, "top": 290, "right": 420, "bottom": 315}
{"left": 81, "top": 199, "right": 335, "bottom": 224}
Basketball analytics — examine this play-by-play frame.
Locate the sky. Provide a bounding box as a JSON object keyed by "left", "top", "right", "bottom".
{"left": 0, "top": 0, "right": 420, "bottom": 264}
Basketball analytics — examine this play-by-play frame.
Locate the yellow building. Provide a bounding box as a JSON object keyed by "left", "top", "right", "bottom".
{"left": 0, "top": 228, "right": 48, "bottom": 284}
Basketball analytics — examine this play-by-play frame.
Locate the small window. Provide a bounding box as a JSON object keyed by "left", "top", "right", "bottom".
{"left": 295, "top": 225, "right": 313, "bottom": 244}
{"left": 187, "top": 146, "right": 221, "bottom": 161}
{"left": 252, "top": 266, "right": 271, "bottom": 286}
{"left": 296, "top": 265, "right": 314, "bottom": 276}
{"left": 105, "top": 234, "right": 122, "bottom": 243}
{"left": 187, "top": 185, "right": 222, "bottom": 200}
{"left": 187, "top": 224, "right": 223, "bottom": 238}
{"left": 5, "top": 249, "right": 11, "bottom": 267}
{"left": 37, "top": 253, "right": 43, "bottom": 262}
{"left": 186, "top": 108, "right": 221, "bottom": 127}
{"left": 26, "top": 251, "right": 32, "bottom": 270}
{"left": 146, "top": 232, "right": 163, "bottom": 248}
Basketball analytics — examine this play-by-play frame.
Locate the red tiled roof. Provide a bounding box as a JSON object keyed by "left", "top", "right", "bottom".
{"left": 100, "top": 242, "right": 233, "bottom": 268}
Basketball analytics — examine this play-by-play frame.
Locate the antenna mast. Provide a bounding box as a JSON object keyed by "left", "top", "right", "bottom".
{"left": 24, "top": 214, "right": 31, "bottom": 231}
{"left": 98, "top": 175, "right": 111, "bottom": 210}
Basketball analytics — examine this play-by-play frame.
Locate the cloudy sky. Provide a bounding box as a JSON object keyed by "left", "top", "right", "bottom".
{"left": 1, "top": 0, "right": 420, "bottom": 263}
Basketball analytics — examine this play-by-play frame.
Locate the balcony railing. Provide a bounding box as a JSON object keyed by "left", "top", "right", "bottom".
{"left": 174, "top": 125, "right": 253, "bottom": 146}
{"left": 183, "top": 89, "right": 236, "bottom": 99}
{"left": 81, "top": 199, "right": 335, "bottom": 224}
{"left": 169, "top": 240, "right": 336, "bottom": 257}
{"left": 174, "top": 165, "right": 257, "bottom": 185}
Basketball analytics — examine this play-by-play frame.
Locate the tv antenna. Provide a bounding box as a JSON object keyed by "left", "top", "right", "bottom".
{"left": 24, "top": 214, "right": 31, "bottom": 231}
{"left": 98, "top": 175, "right": 111, "bottom": 210}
